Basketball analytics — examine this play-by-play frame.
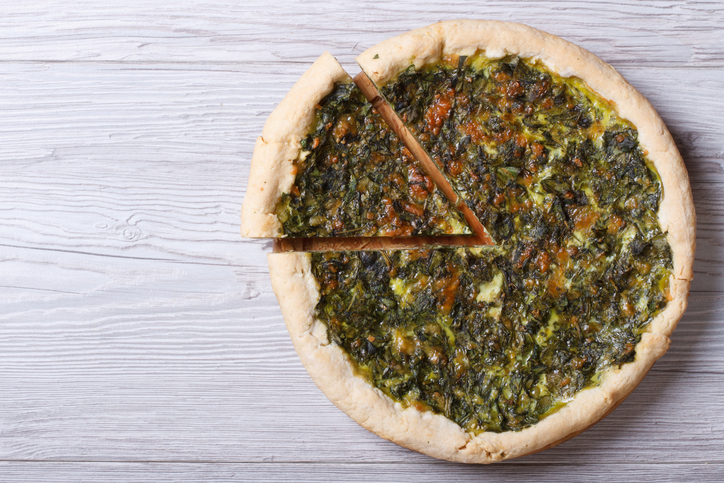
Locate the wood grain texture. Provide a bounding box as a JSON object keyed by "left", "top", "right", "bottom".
{"left": 0, "top": 1, "right": 722, "bottom": 67}
{"left": 0, "top": 462, "right": 723, "bottom": 483}
{"left": 0, "top": 1, "right": 722, "bottom": 481}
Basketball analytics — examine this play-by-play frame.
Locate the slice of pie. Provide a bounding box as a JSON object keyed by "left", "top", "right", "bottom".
{"left": 241, "top": 52, "right": 471, "bottom": 238}
{"left": 244, "top": 21, "right": 696, "bottom": 463}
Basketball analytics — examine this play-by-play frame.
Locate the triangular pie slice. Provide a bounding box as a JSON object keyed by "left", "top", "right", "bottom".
{"left": 241, "top": 52, "right": 471, "bottom": 238}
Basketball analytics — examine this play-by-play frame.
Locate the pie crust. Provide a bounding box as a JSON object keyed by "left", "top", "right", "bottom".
{"left": 241, "top": 52, "right": 350, "bottom": 237}
{"left": 261, "top": 20, "right": 695, "bottom": 462}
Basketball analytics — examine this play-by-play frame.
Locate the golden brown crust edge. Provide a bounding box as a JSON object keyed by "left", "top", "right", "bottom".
{"left": 269, "top": 252, "right": 671, "bottom": 463}
{"left": 241, "top": 53, "right": 351, "bottom": 237}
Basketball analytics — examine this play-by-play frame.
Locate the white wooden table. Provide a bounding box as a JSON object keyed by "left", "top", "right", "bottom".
{"left": 0, "top": 1, "right": 722, "bottom": 481}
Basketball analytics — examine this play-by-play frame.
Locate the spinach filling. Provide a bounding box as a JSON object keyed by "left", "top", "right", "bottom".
{"left": 308, "top": 55, "right": 673, "bottom": 433}
{"left": 275, "top": 83, "right": 470, "bottom": 237}
{"left": 313, "top": 244, "right": 671, "bottom": 433}
{"left": 381, "top": 54, "right": 663, "bottom": 246}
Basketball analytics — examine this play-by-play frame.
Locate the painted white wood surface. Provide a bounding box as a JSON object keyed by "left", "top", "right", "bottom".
{"left": 0, "top": 1, "right": 722, "bottom": 481}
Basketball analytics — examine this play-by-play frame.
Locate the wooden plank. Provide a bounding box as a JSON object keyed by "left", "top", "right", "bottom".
{"left": 0, "top": 63, "right": 718, "bottom": 186}
{"left": 0, "top": 1, "right": 721, "bottom": 67}
{"left": 0, "top": 64, "right": 721, "bottom": 273}
{"left": 0, "top": 461, "right": 723, "bottom": 483}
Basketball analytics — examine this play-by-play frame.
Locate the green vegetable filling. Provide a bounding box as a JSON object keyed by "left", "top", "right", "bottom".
{"left": 309, "top": 54, "right": 673, "bottom": 433}
{"left": 313, "top": 244, "right": 671, "bottom": 433}
{"left": 275, "top": 82, "right": 470, "bottom": 237}
{"left": 382, "top": 54, "right": 663, "bottom": 245}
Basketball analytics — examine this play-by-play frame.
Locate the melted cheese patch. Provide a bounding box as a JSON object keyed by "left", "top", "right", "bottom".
{"left": 476, "top": 272, "right": 503, "bottom": 303}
